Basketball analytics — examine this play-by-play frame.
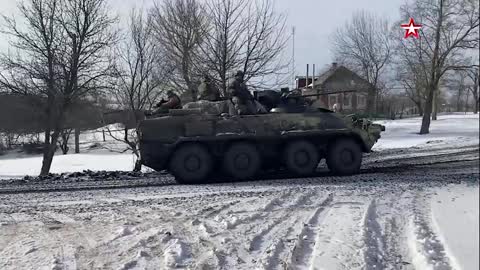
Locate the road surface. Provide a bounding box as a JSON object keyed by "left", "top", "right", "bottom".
{"left": 0, "top": 145, "right": 478, "bottom": 270}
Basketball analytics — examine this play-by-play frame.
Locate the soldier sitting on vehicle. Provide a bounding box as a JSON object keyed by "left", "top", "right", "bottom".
{"left": 197, "top": 75, "right": 221, "bottom": 102}
{"left": 152, "top": 90, "right": 182, "bottom": 115}
{"left": 227, "top": 70, "right": 256, "bottom": 115}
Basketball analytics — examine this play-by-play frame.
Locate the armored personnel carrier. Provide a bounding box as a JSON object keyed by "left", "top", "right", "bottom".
{"left": 138, "top": 93, "right": 385, "bottom": 184}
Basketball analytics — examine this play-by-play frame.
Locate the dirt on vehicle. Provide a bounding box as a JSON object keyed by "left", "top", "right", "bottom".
{"left": 138, "top": 94, "right": 385, "bottom": 184}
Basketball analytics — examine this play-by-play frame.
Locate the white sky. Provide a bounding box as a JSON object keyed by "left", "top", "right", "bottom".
{"left": 0, "top": 0, "right": 405, "bottom": 77}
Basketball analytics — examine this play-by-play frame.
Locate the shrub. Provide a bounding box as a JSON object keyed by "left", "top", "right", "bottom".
{"left": 22, "top": 142, "right": 44, "bottom": 154}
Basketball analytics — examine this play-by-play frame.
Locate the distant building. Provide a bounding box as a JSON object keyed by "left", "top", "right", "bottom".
{"left": 300, "top": 63, "right": 373, "bottom": 113}
{"left": 295, "top": 76, "right": 314, "bottom": 89}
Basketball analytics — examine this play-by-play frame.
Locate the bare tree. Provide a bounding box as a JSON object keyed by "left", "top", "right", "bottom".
{"left": 109, "top": 9, "right": 171, "bottom": 171}
{"left": 201, "top": 0, "right": 289, "bottom": 95}
{"left": 396, "top": 58, "right": 428, "bottom": 116}
{"left": 239, "top": 0, "right": 289, "bottom": 89}
{"left": 465, "top": 65, "right": 479, "bottom": 113}
{"left": 451, "top": 71, "right": 468, "bottom": 112}
{"left": 201, "top": 0, "right": 246, "bottom": 95}
{"left": 0, "top": 0, "right": 117, "bottom": 175}
{"left": 332, "top": 11, "right": 392, "bottom": 115}
{"left": 150, "top": 0, "right": 207, "bottom": 101}
{"left": 58, "top": 128, "right": 73, "bottom": 155}
{"left": 400, "top": 0, "right": 479, "bottom": 134}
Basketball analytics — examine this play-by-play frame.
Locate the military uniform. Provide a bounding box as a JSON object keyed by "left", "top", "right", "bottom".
{"left": 153, "top": 91, "right": 181, "bottom": 114}
{"left": 197, "top": 76, "right": 221, "bottom": 102}
{"left": 227, "top": 71, "right": 256, "bottom": 115}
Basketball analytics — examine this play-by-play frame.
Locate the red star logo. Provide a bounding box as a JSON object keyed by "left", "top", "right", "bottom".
{"left": 401, "top": 18, "right": 422, "bottom": 39}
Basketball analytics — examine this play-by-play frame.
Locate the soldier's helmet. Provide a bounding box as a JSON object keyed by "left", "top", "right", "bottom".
{"left": 166, "top": 90, "right": 174, "bottom": 97}
{"left": 234, "top": 70, "right": 244, "bottom": 79}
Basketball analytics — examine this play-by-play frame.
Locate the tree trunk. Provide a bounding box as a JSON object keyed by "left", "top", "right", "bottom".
{"left": 420, "top": 85, "right": 435, "bottom": 134}
{"left": 181, "top": 53, "right": 196, "bottom": 102}
{"left": 465, "top": 91, "right": 470, "bottom": 113}
{"left": 421, "top": 0, "right": 443, "bottom": 133}
{"left": 40, "top": 98, "right": 68, "bottom": 175}
{"left": 40, "top": 129, "right": 60, "bottom": 175}
{"left": 366, "top": 88, "right": 376, "bottom": 116}
{"left": 75, "top": 128, "right": 80, "bottom": 153}
{"left": 456, "top": 91, "right": 462, "bottom": 112}
{"left": 432, "top": 90, "right": 438, "bottom": 120}
{"left": 474, "top": 93, "right": 479, "bottom": 114}
{"left": 134, "top": 158, "right": 142, "bottom": 172}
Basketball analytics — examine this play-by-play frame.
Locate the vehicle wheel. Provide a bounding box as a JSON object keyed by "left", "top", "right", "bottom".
{"left": 284, "top": 140, "right": 319, "bottom": 176}
{"left": 169, "top": 144, "right": 212, "bottom": 184}
{"left": 326, "top": 138, "right": 362, "bottom": 175}
{"left": 223, "top": 142, "right": 261, "bottom": 180}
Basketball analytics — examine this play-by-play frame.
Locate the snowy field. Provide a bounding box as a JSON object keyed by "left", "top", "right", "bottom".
{"left": 0, "top": 125, "right": 140, "bottom": 179}
{"left": 373, "top": 113, "right": 479, "bottom": 150}
{"left": 0, "top": 113, "right": 478, "bottom": 270}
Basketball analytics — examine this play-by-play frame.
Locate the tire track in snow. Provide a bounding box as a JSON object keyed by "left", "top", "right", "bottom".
{"left": 202, "top": 199, "right": 242, "bottom": 218}
{"left": 187, "top": 191, "right": 296, "bottom": 270}
{"left": 220, "top": 190, "right": 294, "bottom": 230}
{"left": 363, "top": 199, "right": 386, "bottom": 270}
{"left": 288, "top": 193, "right": 334, "bottom": 270}
{"left": 36, "top": 211, "right": 87, "bottom": 270}
{"left": 0, "top": 213, "right": 19, "bottom": 256}
{"left": 255, "top": 191, "right": 332, "bottom": 270}
{"left": 248, "top": 190, "right": 319, "bottom": 251}
{"left": 249, "top": 191, "right": 322, "bottom": 255}
{"left": 408, "top": 194, "right": 453, "bottom": 270}
{"left": 0, "top": 211, "right": 80, "bottom": 270}
{"left": 375, "top": 191, "right": 415, "bottom": 270}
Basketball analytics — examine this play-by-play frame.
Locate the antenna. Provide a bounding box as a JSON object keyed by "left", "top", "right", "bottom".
{"left": 292, "top": 26, "right": 295, "bottom": 90}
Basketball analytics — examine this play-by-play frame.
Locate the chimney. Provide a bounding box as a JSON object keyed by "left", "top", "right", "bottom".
{"left": 332, "top": 62, "right": 338, "bottom": 69}
{"left": 306, "top": 64, "right": 309, "bottom": 88}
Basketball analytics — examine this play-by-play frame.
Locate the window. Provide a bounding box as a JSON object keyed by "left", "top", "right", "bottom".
{"left": 329, "top": 95, "right": 337, "bottom": 107}
{"left": 357, "top": 95, "right": 366, "bottom": 107}
{"left": 344, "top": 93, "right": 350, "bottom": 106}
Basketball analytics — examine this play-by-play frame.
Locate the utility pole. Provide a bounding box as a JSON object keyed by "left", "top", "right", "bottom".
{"left": 292, "top": 26, "right": 295, "bottom": 90}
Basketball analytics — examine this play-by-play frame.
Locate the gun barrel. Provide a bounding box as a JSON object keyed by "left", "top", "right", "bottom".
{"left": 299, "top": 89, "right": 357, "bottom": 98}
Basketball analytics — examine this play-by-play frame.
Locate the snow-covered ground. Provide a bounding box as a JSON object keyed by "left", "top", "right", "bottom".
{"left": 0, "top": 113, "right": 478, "bottom": 269}
{"left": 0, "top": 125, "right": 140, "bottom": 179}
{"left": 0, "top": 159, "right": 477, "bottom": 270}
{"left": 430, "top": 185, "right": 479, "bottom": 270}
{"left": 373, "top": 113, "right": 479, "bottom": 150}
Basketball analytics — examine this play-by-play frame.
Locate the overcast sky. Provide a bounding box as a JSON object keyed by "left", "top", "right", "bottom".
{"left": 0, "top": 0, "right": 405, "bottom": 77}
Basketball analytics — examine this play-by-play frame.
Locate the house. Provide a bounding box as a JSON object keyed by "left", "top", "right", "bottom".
{"left": 301, "top": 63, "right": 373, "bottom": 113}
{"left": 295, "top": 76, "right": 314, "bottom": 89}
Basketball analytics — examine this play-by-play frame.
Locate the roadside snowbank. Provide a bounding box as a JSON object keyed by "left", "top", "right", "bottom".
{"left": 0, "top": 152, "right": 138, "bottom": 179}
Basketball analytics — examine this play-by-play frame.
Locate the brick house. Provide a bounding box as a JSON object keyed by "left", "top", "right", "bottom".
{"left": 301, "top": 63, "right": 372, "bottom": 113}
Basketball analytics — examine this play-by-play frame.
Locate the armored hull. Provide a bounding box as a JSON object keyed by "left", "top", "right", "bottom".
{"left": 138, "top": 109, "right": 384, "bottom": 183}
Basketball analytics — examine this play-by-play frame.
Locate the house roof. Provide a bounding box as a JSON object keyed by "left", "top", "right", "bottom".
{"left": 306, "top": 65, "right": 374, "bottom": 91}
